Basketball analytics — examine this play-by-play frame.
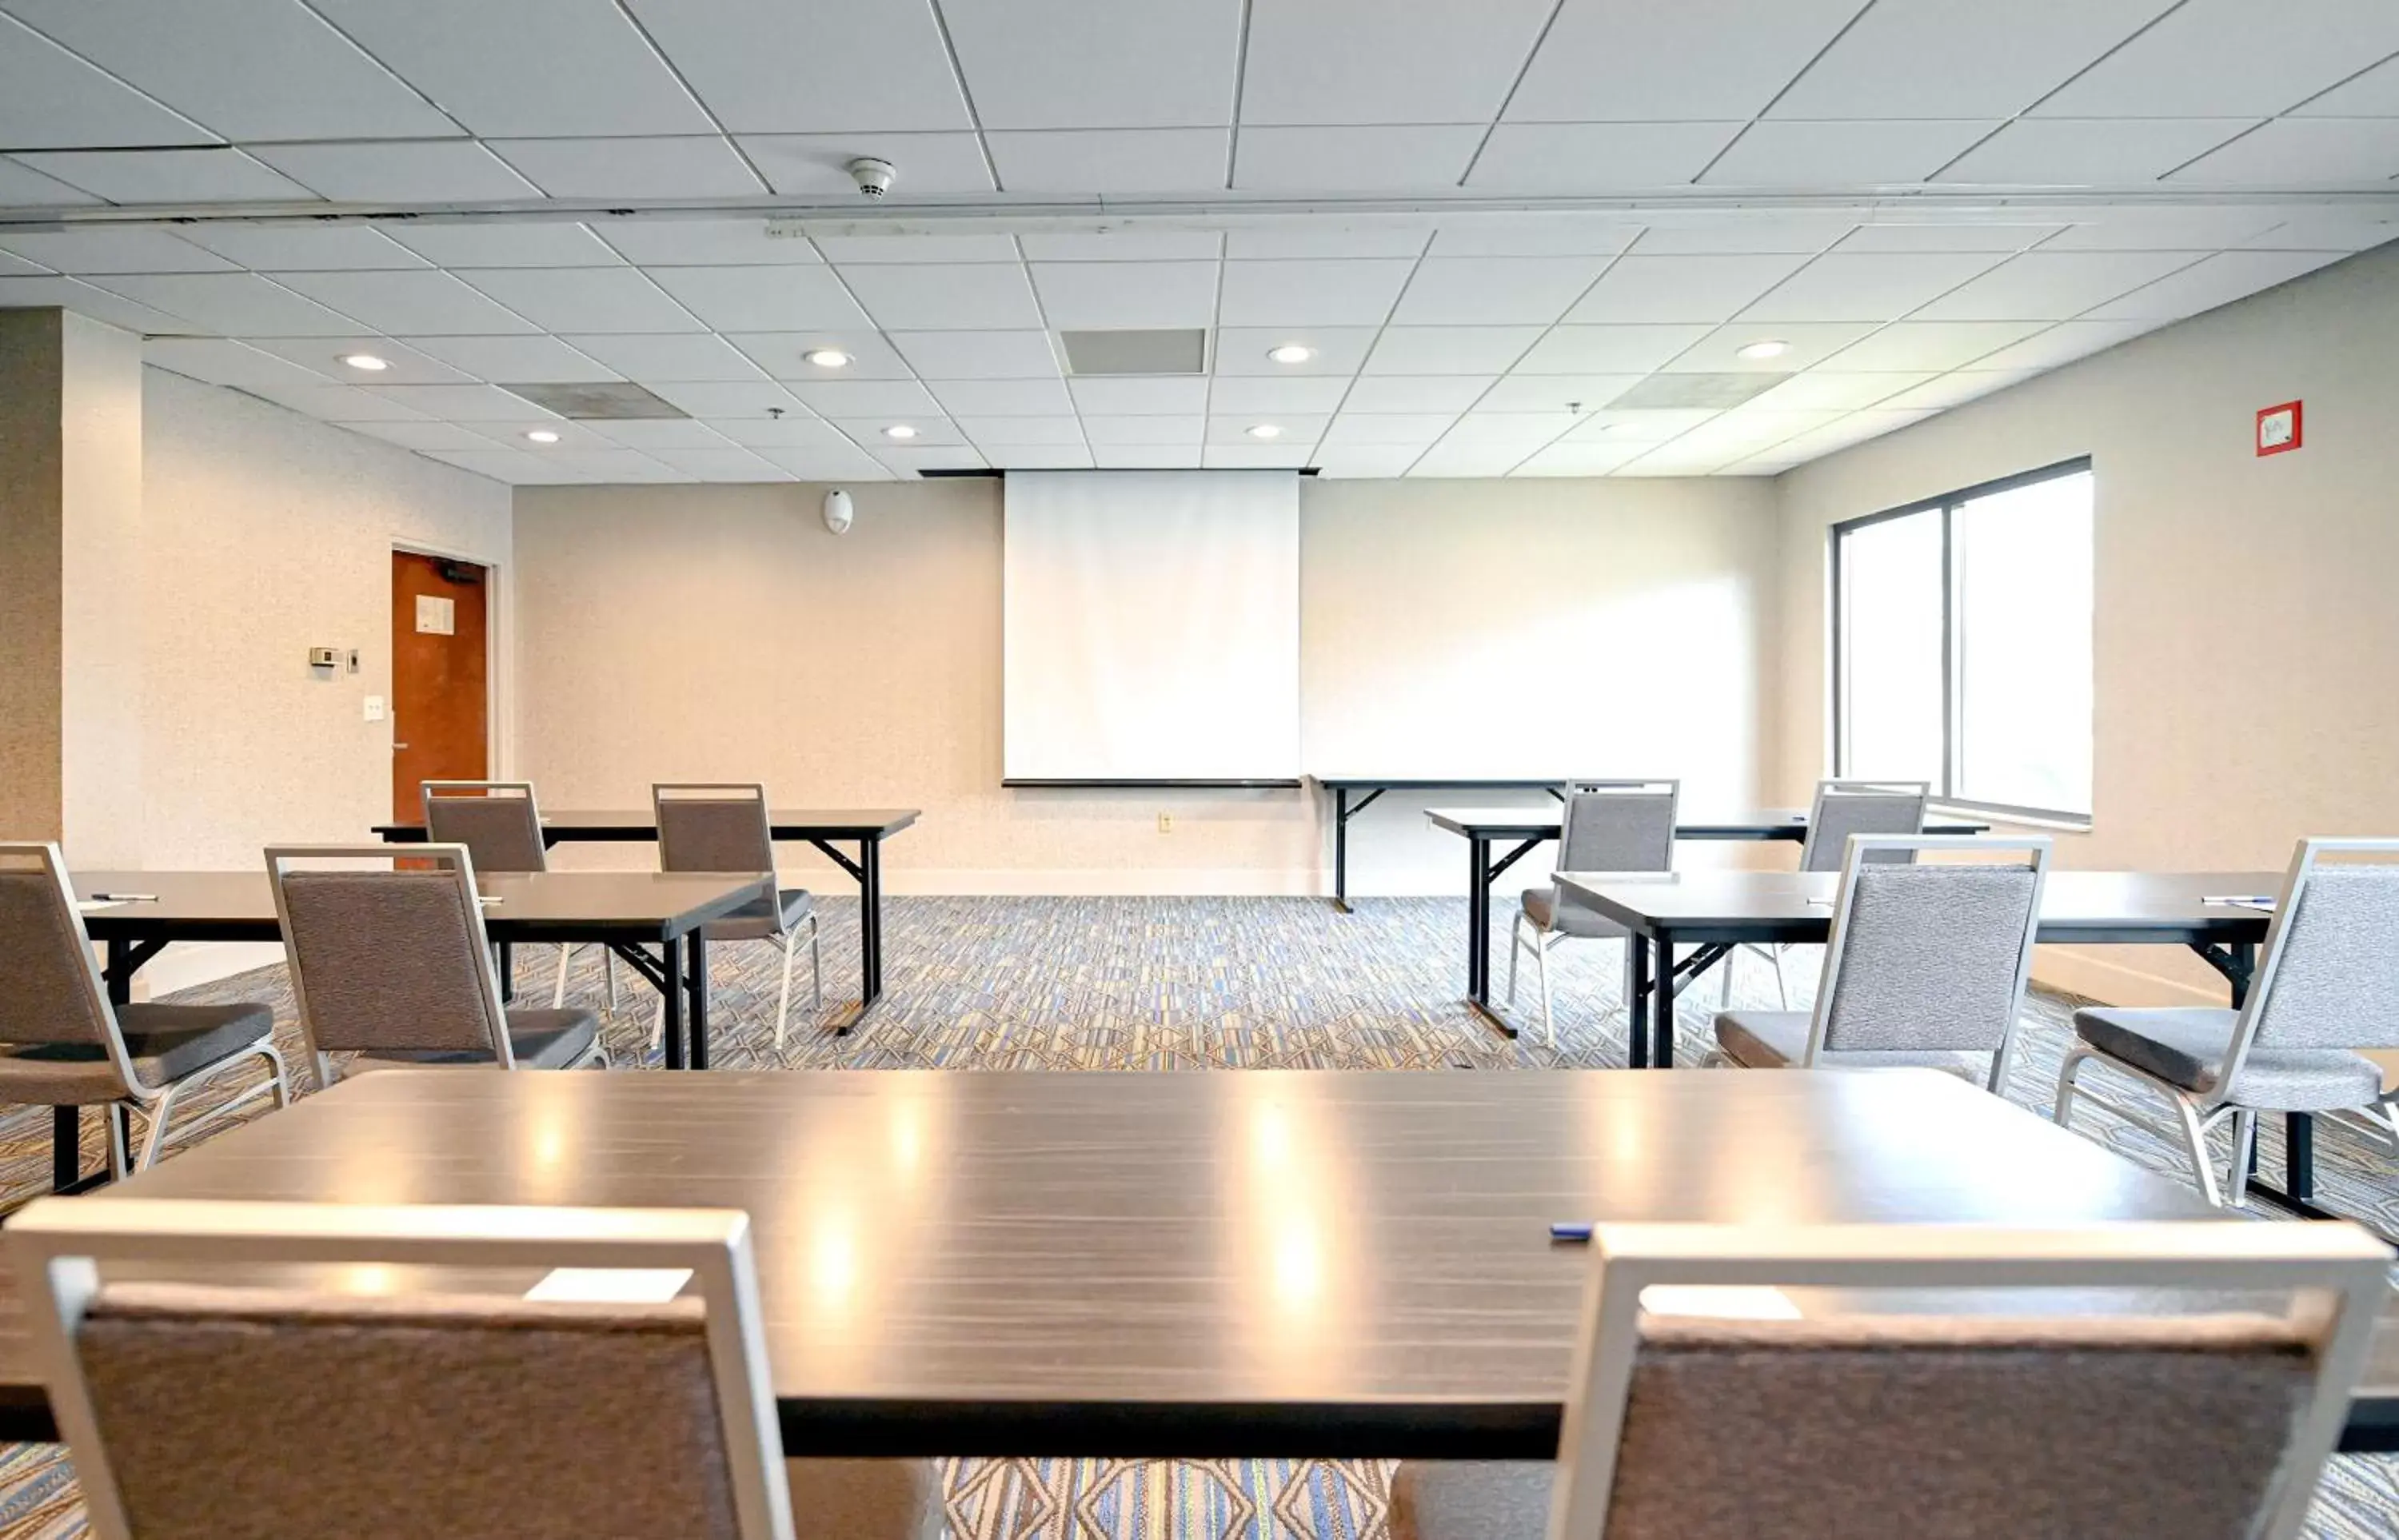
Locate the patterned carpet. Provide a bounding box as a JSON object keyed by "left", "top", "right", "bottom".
{"left": 0, "top": 894, "right": 2394, "bottom": 1538}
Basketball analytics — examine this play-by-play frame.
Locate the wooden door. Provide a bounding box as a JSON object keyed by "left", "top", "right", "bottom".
{"left": 391, "top": 551, "right": 489, "bottom": 821}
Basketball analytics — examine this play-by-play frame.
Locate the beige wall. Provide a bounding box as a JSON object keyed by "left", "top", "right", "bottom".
{"left": 0, "top": 311, "right": 66, "bottom": 841}
{"left": 513, "top": 475, "right": 1783, "bottom": 895}
{"left": 1774, "top": 243, "right": 2399, "bottom": 1004}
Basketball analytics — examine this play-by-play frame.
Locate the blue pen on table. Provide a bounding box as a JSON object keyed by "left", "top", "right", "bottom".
{"left": 87, "top": 892, "right": 158, "bottom": 902}
{"left": 1550, "top": 1222, "right": 1595, "bottom": 1243}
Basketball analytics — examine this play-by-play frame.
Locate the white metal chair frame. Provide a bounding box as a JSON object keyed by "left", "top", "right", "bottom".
{"left": 1547, "top": 1222, "right": 2390, "bottom": 1540}
{"left": 2055, "top": 837, "right": 2399, "bottom": 1207}
{"left": 1718, "top": 780, "right": 1930, "bottom": 1010}
{"left": 1508, "top": 780, "right": 1681, "bottom": 1051}
{"left": 0, "top": 844, "right": 289, "bottom": 1177}
{"left": 265, "top": 844, "right": 607, "bottom": 1086}
{"left": 422, "top": 780, "right": 617, "bottom": 1011}
{"left": 7, "top": 1198, "right": 796, "bottom": 1540}
{"left": 652, "top": 784, "right": 822, "bottom": 1051}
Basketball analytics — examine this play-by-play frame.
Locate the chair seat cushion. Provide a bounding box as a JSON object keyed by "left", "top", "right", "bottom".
{"left": 1388, "top": 1461, "right": 1549, "bottom": 1540}
{"left": 1714, "top": 1010, "right": 1984, "bottom": 1079}
{"left": 1521, "top": 886, "right": 1625, "bottom": 939}
{"left": 0, "top": 1002, "right": 274, "bottom": 1105}
{"left": 2074, "top": 1007, "right": 2382, "bottom": 1111}
{"left": 705, "top": 887, "right": 812, "bottom": 942}
{"left": 351, "top": 1008, "right": 599, "bottom": 1072}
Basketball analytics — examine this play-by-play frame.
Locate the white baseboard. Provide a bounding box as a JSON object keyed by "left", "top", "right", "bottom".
{"left": 127, "top": 942, "right": 283, "bottom": 1000}
{"left": 880, "top": 868, "right": 1326, "bottom": 896}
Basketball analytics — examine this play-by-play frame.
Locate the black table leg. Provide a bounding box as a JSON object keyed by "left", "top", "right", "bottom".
{"left": 1627, "top": 934, "right": 1650, "bottom": 1070}
{"left": 1333, "top": 787, "right": 1350, "bottom": 913}
{"left": 1466, "top": 836, "right": 1493, "bottom": 1011}
{"left": 862, "top": 835, "right": 884, "bottom": 1005}
{"left": 1651, "top": 933, "right": 1677, "bottom": 1069}
{"left": 660, "top": 936, "right": 686, "bottom": 1070}
{"left": 685, "top": 931, "right": 709, "bottom": 1071}
{"left": 497, "top": 940, "right": 515, "bottom": 1004}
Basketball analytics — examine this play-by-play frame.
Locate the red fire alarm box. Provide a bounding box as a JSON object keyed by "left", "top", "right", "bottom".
{"left": 2257, "top": 401, "right": 2302, "bottom": 457}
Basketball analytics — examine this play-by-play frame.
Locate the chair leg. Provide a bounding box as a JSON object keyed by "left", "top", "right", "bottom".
{"left": 1535, "top": 932, "right": 1555, "bottom": 1050}
{"left": 808, "top": 914, "right": 822, "bottom": 1011}
{"left": 604, "top": 945, "right": 617, "bottom": 1010}
{"left": 1718, "top": 942, "right": 1734, "bottom": 1007}
{"left": 2173, "top": 1096, "right": 2225, "bottom": 1207}
{"left": 1770, "top": 944, "right": 1789, "bottom": 1010}
{"left": 2227, "top": 1109, "right": 2257, "bottom": 1208}
{"left": 1507, "top": 912, "right": 1523, "bottom": 1006}
{"left": 774, "top": 929, "right": 799, "bottom": 1050}
{"left": 132, "top": 1083, "right": 187, "bottom": 1172}
{"left": 105, "top": 1104, "right": 131, "bottom": 1181}
{"left": 552, "top": 941, "right": 573, "bottom": 1007}
{"left": 2053, "top": 1045, "right": 2090, "bottom": 1125}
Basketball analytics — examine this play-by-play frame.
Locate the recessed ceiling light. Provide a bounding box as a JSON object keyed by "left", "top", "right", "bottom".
{"left": 803, "top": 348, "right": 852, "bottom": 369}
{"left": 340, "top": 353, "right": 389, "bottom": 372}
{"left": 1246, "top": 424, "right": 1283, "bottom": 439}
{"left": 1266, "top": 344, "right": 1315, "bottom": 365}
{"left": 1735, "top": 339, "right": 1790, "bottom": 361}
{"left": 882, "top": 424, "right": 919, "bottom": 439}
{"left": 523, "top": 429, "right": 560, "bottom": 444}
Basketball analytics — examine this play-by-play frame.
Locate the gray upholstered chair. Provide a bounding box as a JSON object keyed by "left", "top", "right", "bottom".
{"left": 266, "top": 844, "right": 606, "bottom": 1087}
{"left": 653, "top": 784, "right": 821, "bottom": 1048}
{"left": 0, "top": 844, "right": 289, "bottom": 1177}
{"left": 1389, "top": 1221, "right": 2388, "bottom": 1540}
{"left": 1710, "top": 834, "right": 2050, "bottom": 1093}
{"left": 423, "top": 779, "right": 616, "bottom": 1010}
{"left": 2058, "top": 837, "right": 2399, "bottom": 1207}
{"left": 1720, "top": 780, "right": 1928, "bottom": 1008}
{"left": 1508, "top": 780, "right": 1679, "bottom": 1050}
{"left": 8, "top": 1197, "right": 946, "bottom": 1540}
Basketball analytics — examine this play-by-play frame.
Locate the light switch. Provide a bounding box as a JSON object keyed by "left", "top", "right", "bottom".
{"left": 363, "top": 696, "right": 386, "bottom": 723}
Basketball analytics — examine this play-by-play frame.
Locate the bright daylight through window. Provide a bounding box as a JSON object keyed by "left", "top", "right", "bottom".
{"left": 1834, "top": 461, "right": 2094, "bottom": 822}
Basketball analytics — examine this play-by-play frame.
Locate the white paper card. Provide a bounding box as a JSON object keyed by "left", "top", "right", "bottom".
{"left": 415, "top": 594, "right": 455, "bottom": 636}
{"left": 525, "top": 1267, "right": 692, "bottom": 1303}
{"left": 75, "top": 900, "right": 126, "bottom": 912}
{"left": 1639, "top": 1285, "right": 1802, "bottom": 1320}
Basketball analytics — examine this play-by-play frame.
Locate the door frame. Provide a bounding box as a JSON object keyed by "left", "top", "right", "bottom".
{"left": 391, "top": 540, "right": 509, "bottom": 784}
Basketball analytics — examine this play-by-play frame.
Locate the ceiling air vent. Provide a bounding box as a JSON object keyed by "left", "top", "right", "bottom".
{"left": 1059, "top": 328, "right": 1207, "bottom": 376}
{"left": 1605, "top": 373, "right": 1791, "bottom": 411}
{"left": 498, "top": 381, "right": 688, "bottom": 420}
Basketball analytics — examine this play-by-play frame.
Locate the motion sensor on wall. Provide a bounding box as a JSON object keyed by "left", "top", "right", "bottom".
{"left": 823, "top": 489, "right": 854, "bottom": 535}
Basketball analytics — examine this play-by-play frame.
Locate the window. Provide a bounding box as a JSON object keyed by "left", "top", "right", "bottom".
{"left": 1833, "top": 459, "right": 2094, "bottom": 822}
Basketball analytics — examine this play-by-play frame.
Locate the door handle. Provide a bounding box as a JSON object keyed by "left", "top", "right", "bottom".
{"left": 392, "top": 742, "right": 410, "bottom": 749}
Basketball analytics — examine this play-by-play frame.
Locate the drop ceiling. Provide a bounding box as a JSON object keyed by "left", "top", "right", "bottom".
{"left": 0, "top": 0, "right": 2396, "bottom": 482}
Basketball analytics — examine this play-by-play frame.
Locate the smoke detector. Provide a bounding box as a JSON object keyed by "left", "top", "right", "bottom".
{"left": 848, "top": 158, "right": 896, "bottom": 198}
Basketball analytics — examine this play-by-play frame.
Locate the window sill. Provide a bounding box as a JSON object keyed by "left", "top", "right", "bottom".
{"left": 1933, "top": 803, "right": 2094, "bottom": 835}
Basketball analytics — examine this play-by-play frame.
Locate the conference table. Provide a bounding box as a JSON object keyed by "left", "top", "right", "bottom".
{"left": 62, "top": 869, "right": 772, "bottom": 1189}
{"left": 0, "top": 1066, "right": 2391, "bottom": 1455}
{"left": 1314, "top": 778, "right": 1573, "bottom": 912}
{"left": 373, "top": 808, "right": 920, "bottom": 1026}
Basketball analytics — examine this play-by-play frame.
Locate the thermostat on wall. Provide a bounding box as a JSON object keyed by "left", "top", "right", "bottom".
{"left": 2257, "top": 400, "right": 2302, "bottom": 457}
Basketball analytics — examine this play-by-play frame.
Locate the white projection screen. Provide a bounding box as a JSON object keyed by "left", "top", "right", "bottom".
{"left": 1003, "top": 470, "right": 1301, "bottom": 783}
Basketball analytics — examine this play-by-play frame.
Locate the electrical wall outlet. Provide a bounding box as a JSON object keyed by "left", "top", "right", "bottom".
{"left": 363, "top": 695, "right": 386, "bottom": 723}
{"left": 1157, "top": 812, "right": 1174, "bottom": 833}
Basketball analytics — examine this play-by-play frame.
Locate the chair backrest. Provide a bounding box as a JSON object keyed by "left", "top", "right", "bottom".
{"left": 422, "top": 781, "right": 549, "bottom": 875}
{"left": 2223, "top": 840, "right": 2399, "bottom": 1088}
{"left": 1555, "top": 780, "right": 1680, "bottom": 875}
{"left": 266, "top": 845, "right": 513, "bottom": 1063}
{"left": 654, "top": 784, "right": 776, "bottom": 876}
{"left": 0, "top": 844, "right": 139, "bottom": 1091}
{"left": 8, "top": 1198, "right": 796, "bottom": 1540}
{"left": 1798, "top": 780, "right": 1928, "bottom": 872}
{"left": 1806, "top": 834, "right": 2050, "bottom": 1088}
{"left": 1548, "top": 1222, "right": 2389, "bottom": 1540}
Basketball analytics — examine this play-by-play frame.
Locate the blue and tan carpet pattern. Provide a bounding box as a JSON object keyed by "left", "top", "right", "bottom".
{"left": 0, "top": 895, "right": 2393, "bottom": 1538}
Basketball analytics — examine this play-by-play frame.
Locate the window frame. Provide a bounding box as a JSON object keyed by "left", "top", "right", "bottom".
{"left": 1830, "top": 455, "right": 2094, "bottom": 827}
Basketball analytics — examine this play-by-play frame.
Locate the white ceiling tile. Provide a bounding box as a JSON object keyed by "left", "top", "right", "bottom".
{"left": 1514, "top": 441, "right": 1652, "bottom": 477}
{"left": 812, "top": 235, "right": 1021, "bottom": 265}
{"left": 2169, "top": 118, "right": 2399, "bottom": 185}
{"left": 1208, "top": 413, "right": 1323, "bottom": 445}
{"left": 642, "top": 447, "right": 791, "bottom": 481}
{"left": 343, "top": 419, "right": 507, "bottom": 453}
{"left": 1212, "top": 325, "right": 1380, "bottom": 374}
{"left": 753, "top": 444, "right": 893, "bottom": 480}
{"left": 529, "top": 449, "right": 687, "bottom": 481}
{"left": 987, "top": 130, "right": 1227, "bottom": 193}
{"left": 2295, "top": 54, "right": 2399, "bottom": 115}
{"left": 309, "top": 0, "right": 712, "bottom": 137}
{"left": 1561, "top": 407, "right": 1720, "bottom": 441}
{"left": 625, "top": 0, "right": 971, "bottom": 133}
{"left": 454, "top": 267, "right": 700, "bottom": 334}
{"left": 940, "top": 0, "right": 1242, "bottom": 129}
{"left": 0, "top": 12, "right": 212, "bottom": 148}
{"left": 1740, "top": 251, "right": 2006, "bottom": 322}
{"left": 888, "top": 330, "right": 1062, "bottom": 379}
{"left": 1427, "top": 217, "right": 1643, "bottom": 257}
{"left": 982, "top": 444, "right": 1097, "bottom": 469}
{"left": 249, "top": 141, "right": 540, "bottom": 202}
{"left": 420, "top": 447, "right": 563, "bottom": 483}
{"left": 737, "top": 132, "right": 996, "bottom": 195}
{"left": 2036, "top": 0, "right": 2399, "bottom": 118}
{"left": 788, "top": 380, "right": 940, "bottom": 416}
{"left": 1205, "top": 376, "right": 1352, "bottom": 414}
{"left": 840, "top": 263, "right": 1043, "bottom": 329}
{"left": 241, "top": 333, "right": 477, "bottom": 385}
{"left": 58, "top": 278, "right": 218, "bottom": 333}
{"left": 1336, "top": 376, "right": 1493, "bottom": 413}
{"left": 0, "top": 248, "right": 46, "bottom": 277}
{"left": 396, "top": 333, "right": 621, "bottom": 383}
{"left": 1877, "top": 369, "right": 2040, "bottom": 410}
{"left": 702, "top": 414, "right": 850, "bottom": 449}
{"left": 596, "top": 217, "right": 820, "bottom": 266}
{"left": 726, "top": 329, "right": 914, "bottom": 381}
{"left": 1094, "top": 443, "right": 1210, "bottom": 467}
{"left": 1633, "top": 217, "right": 1859, "bottom": 255}
{"left": 1239, "top": 0, "right": 1559, "bottom": 124}
{"left": 86, "top": 272, "right": 361, "bottom": 334}
{"left": 956, "top": 416, "right": 1085, "bottom": 445}
{"left": 1391, "top": 256, "right": 1610, "bottom": 325}
{"left": 1081, "top": 415, "right": 1202, "bottom": 444}
{"left": 1479, "top": 374, "right": 1646, "bottom": 413}
{"left": 461, "top": 418, "right": 619, "bottom": 451}
{"left": 834, "top": 417, "right": 964, "bottom": 447}
{"left": 1702, "top": 120, "right": 2002, "bottom": 187}
{"left": 0, "top": 227, "right": 234, "bottom": 274}
{"left": 645, "top": 265, "right": 868, "bottom": 331}
{"left": 1234, "top": 126, "right": 1483, "bottom": 192}
{"left": 1407, "top": 442, "right": 1530, "bottom": 477}
{"left": 643, "top": 380, "right": 808, "bottom": 419}
{"left": 1365, "top": 325, "right": 1547, "bottom": 374}
{"left": 2082, "top": 249, "right": 2346, "bottom": 319}
{"left": 1961, "top": 320, "right": 2166, "bottom": 371}
{"left": 16, "top": 147, "right": 315, "bottom": 204}
{"left": 361, "top": 383, "right": 549, "bottom": 421}
{"left": 1440, "top": 412, "right": 1579, "bottom": 445}
{"left": 1615, "top": 442, "right": 1745, "bottom": 476}
{"left": 1770, "top": 407, "right": 1939, "bottom": 457}
{"left": 1821, "top": 320, "right": 2048, "bottom": 371}
{"left": 1768, "top": 1, "right": 2175, "bottom": 120}
{"left": 1467, "top": 124, "right": 1743, "bottom": 190}
{"left": 178, "top": 225, "right": 425, "bottom": 271}
{"left": 1203, "top": 443, "right": 1314, "bottom": 469}
{"left": 241, "top": 381, "right": 432, "bottom": 421}
{"left": 276, "top": 269, "right": 538, "bottom": 335}
{"left": 926, "top": 378, "right": 1076, "bottom": 416}
{"left": 1311, "top": 446, "right": 1423, "bottom": 477}
{"left": 1836, "top": 221, "right": 2066, "bottom": 253}
{"left": 1068, "top": 377, "right": 1210, "bottom": 414}
{"left": 560, "top": 333, "right": 768, "bottom": 383}
{"left": 144, "top": 337, "right": 337, "bottom": 393}
{"left": 1217, "top": 259, "right": 1415, "bottom": 326}
{"left": 1020, "top": 231, "right": 1223, "bottom": 261}
{"left": 1936, "top": 119, "right": 2257, "bottom": 186}
{"left": 1909, "top": 250, "right": 2201, "bottom": 321}
{"left": 1319, "top": 413, "right": 1456, "bottom": 445}
{"left": 1671, "top": 321, "right": 1879, "bottom": 371}
{"left": 1511, "top": 324, "right": 1714, "bottom": 374}
{"left": 0, "top": 158, "right": 98, "bottom": 208}
{"left": 1567, "top": 253, "right": 1811, "bottom": 323}
{"left": 1506, "top": 0, "right": 1865, "bottom": 122}
{"left": 377, "top": 222, "right": 621, "bottom": 269}
{"left": 582, "top": 418, "right": 739, "bottom": 450}
{"left": 1028, "top": 260, "right": 1219, "bottom": 328}
{"left": 1224, "top": 228, "right": 1430, "bottom": 259}
{"left": 2041, "top": 208, "right": 2287, "bottom": 250}
{"left": 1743, "top": 371, "right": 1938, "bottom": 410}
{"left": 873, "top": 445, "right": 989, "bottom": 475}
{"left": 489, "top": 136, "right": 764, "bottom": 199}
{"left": 2237, "top": 210, "right": 2399, "bottom": 252}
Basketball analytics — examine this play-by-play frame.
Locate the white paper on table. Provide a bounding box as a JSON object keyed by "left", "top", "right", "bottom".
{"left": 1639, "top": 1285, "right": 1802, "bottom": 1320}
{"left": 525, "top": 1267, "right": 693, "bottom": 1303}
{"left": 75, "top": 900, "right": 126, "bottom": 912}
